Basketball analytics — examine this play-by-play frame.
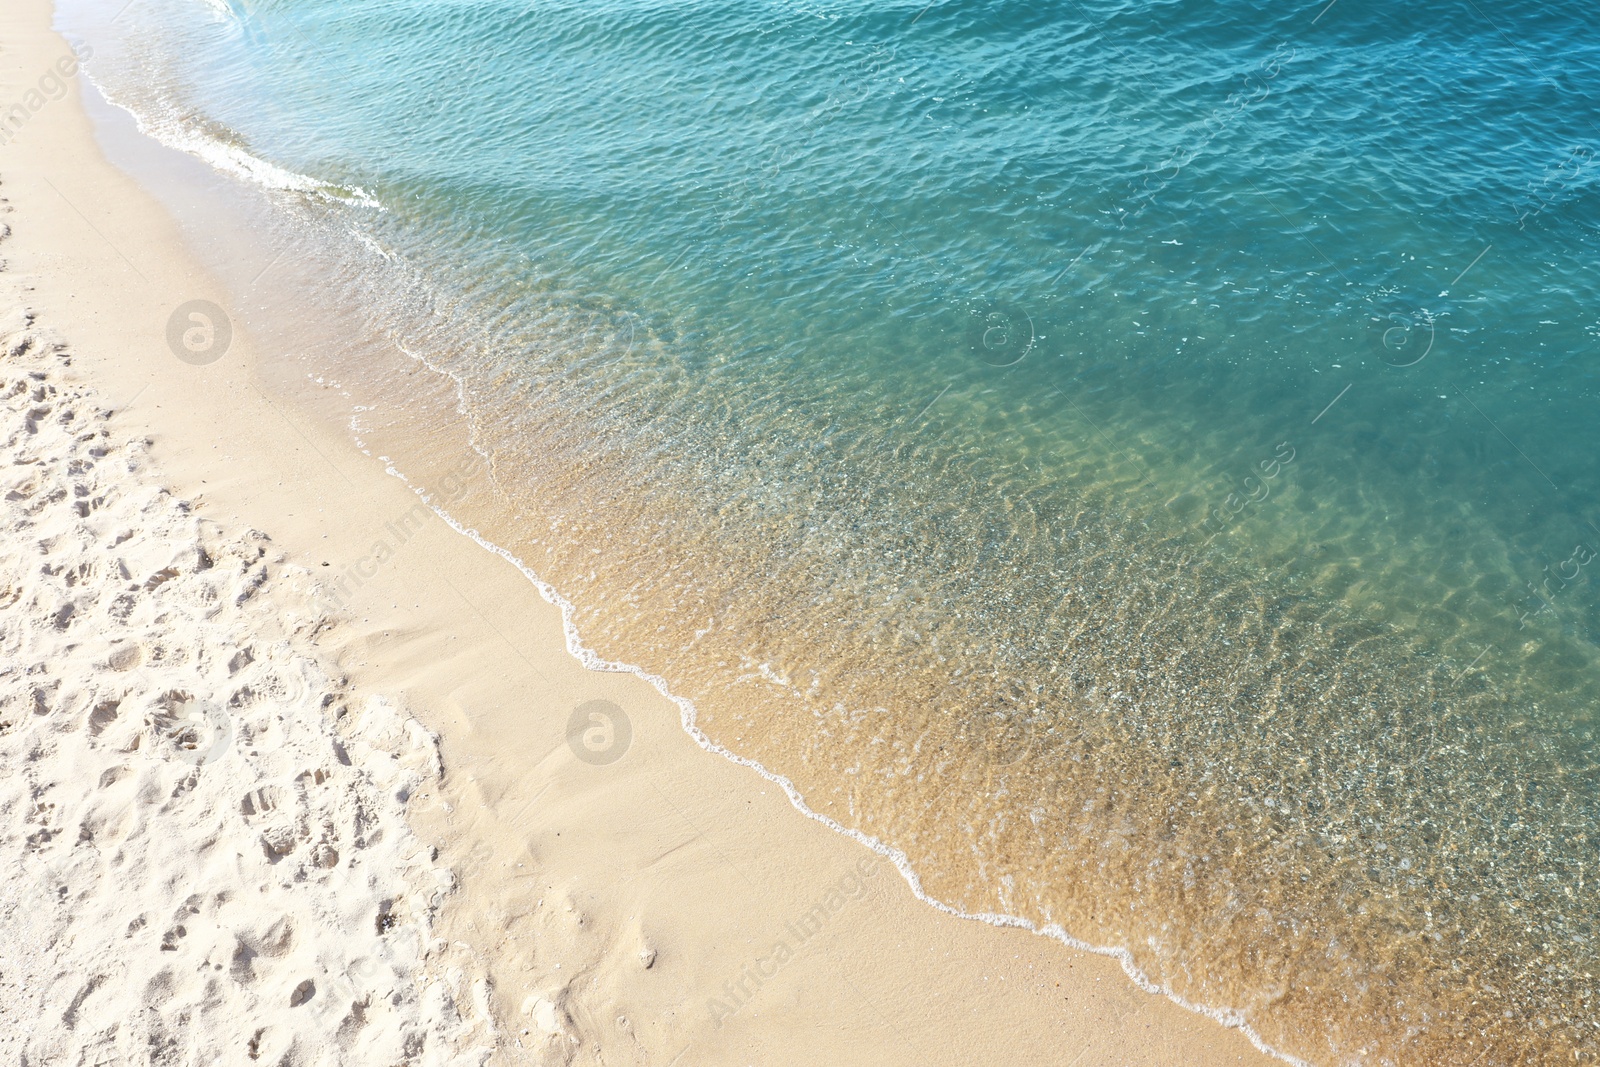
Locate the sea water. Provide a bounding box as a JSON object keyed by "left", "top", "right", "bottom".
{"left": 53, "top": 0, "right": 1600, "bottom": 1061}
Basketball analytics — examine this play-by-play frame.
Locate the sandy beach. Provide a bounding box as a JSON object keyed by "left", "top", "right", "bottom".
{"left": 0, "top": 2, "right": 1287, "bottom": 1063}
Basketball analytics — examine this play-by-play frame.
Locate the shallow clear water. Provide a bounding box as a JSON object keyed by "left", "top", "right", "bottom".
{"left": 56, "top": 0, "right": 1600, "bottom": 1061}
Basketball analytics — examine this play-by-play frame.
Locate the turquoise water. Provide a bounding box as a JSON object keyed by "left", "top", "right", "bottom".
{"left": 58, "top": 0, "right": 1600, "bottom": 1061}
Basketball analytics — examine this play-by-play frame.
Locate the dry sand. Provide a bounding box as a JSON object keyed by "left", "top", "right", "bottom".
{"left": 0, "top": 299, "right": 497, "bottom": 1064}
{"left": 0, "top": 2, "right": 1285, "bottom": 1064}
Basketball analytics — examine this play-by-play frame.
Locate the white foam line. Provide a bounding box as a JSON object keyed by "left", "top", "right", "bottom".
{"left": 378, "top": 462, "right": 1315, "bottom": 1067}
{"left": 76, "top": 64, "right": 381, "bottom": 209}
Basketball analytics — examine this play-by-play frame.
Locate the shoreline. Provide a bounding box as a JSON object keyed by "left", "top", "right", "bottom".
{"left": 2, "top": 1, "right": 1285, "bottom": 1063}
{"left": 415, "top": 481, "right": 1309, "bottom": 1067}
